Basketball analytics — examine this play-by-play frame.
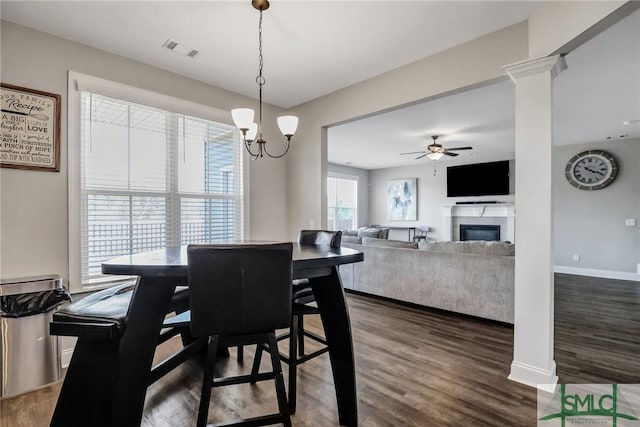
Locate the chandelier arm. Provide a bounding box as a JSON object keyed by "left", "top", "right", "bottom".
{"left": 262, "top": 139, "right": 291, "bottom": 159}
{"left": 244, "top": 138, "right": 261, "bottom": 160}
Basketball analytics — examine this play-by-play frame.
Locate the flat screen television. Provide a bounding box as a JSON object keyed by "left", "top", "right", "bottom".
{"left": 447, "top": 160, "right": 510, "bottom": 197}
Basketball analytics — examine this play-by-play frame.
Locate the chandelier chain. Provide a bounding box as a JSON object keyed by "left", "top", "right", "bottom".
{"left": 256, "top": 9, "right": 265, "bottom": 134}
{"left": 232, "top": 1, "right": 296, "bottom": 160}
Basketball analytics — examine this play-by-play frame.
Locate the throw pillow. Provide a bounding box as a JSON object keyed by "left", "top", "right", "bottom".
{"left": 357, "top": 227, "right": 384, "bottom": 238}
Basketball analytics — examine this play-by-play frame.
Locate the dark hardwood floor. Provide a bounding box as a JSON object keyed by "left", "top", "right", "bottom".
{"left": 2, "top": 273, "right": 638, "bottom": 426}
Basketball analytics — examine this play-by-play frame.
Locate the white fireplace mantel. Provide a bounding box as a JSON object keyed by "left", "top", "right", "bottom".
{"left": 442, "top": 203, "right": 515, "bottom": 242}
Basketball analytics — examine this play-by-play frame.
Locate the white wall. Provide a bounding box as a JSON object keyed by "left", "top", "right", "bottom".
{"left": 528, "top": 1, "right": 629, "bottom": 57}
{"left": 553, "top": 139, "right": 640, "bottom": 277}
{"left": 367, "top": 154, "right": 515, "bottom": 242}
{"left": 0, "top": 21, "right": 289, "bottom": 284}
{"left": 287, "top": 22, "right": 530, "bottom": 239}
{"left": 327, "top": 163, "right": 369, "bottom": 228}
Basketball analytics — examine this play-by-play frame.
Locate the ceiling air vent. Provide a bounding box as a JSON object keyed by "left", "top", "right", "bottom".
{"left": 162, "top": 39, "right": 199, "bottom": 58}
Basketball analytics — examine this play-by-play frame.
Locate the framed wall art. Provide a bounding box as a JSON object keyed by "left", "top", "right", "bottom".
{"left": 1, "top": 83, "right": 61, "bottom": 171}
{"left": 387, "top": 177, "right": 417, "bottom": 221}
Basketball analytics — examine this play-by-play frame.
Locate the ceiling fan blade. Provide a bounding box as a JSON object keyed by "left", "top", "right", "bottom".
{"left": 442, "top": 151, "right": 459, "bottom": 157}
{"left": 415, "top": 153, "right": 427, "bottom": 160}
{"left": 400, "top": 151, "right": 425, "bottom": 155}
{"left": 446, "top": 146, "right": 473, "bottom": 151}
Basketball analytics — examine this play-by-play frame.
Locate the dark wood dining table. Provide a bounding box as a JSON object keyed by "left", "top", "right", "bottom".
{"left": 51, "top": 243, "right": 363, "bottom": 427}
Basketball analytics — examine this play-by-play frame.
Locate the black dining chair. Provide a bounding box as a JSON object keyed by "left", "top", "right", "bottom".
{"left": 252, "top": 230, "right": 341, "bottom": 413}
{"left": 168, "top": 243, "right": 293, "bottom": 427}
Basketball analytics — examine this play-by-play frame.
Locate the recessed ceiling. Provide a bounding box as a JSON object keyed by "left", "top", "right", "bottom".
{"left": 0, "top": 1, "right": 540, "bottom": 108}
{"left": 328, "top": 9, "right": 640, "bottom": 170}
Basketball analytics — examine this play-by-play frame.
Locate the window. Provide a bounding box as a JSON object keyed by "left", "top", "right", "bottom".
{"left": 327, "top": 174, "right": 358, "bottom": 231}
{"left": 70, "top": 78, "right": 244, "bottom": 290}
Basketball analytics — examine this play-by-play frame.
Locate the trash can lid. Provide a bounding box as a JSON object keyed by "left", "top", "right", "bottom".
{"left": 0, "top": 275, "right": 64, "bottom": 296}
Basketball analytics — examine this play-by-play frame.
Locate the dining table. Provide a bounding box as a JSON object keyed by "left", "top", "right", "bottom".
{"left": 50, "top": 243, "right": 363, "bottom": 427}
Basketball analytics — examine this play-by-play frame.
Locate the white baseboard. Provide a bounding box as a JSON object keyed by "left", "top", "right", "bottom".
{"left": 509, "top": 360, "right": 558, "bottom": 393}
{"left": 61, "top": 347, "right": 74, "bottom": 369}
{"left": 554, "top": 265, "right": 640, "bottom": 282}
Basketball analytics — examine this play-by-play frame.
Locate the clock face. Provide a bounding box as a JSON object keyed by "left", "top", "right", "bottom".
{"left": 565, "top": 150, "right": 618, "bottom": 190}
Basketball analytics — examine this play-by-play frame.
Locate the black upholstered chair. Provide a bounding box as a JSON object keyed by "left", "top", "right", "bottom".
{"left": 178, "top": 243, "right": 293, "bottom": 427}
{"left": 50, "top": 283, "right": 194, "bottom": 387}
{"left": 291, "top": 230, "right": 341, "bottom": 359}
{"left": 252, "top": 230, "right": 341, "bottom": 413}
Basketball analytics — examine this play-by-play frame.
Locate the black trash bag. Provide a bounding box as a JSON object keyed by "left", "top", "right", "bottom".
{"left": 0, "top": 289, "right": 72, "bottom": 318}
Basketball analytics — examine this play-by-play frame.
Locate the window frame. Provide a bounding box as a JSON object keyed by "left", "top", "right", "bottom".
{"left": 327, "top": 171, "right": 359, "bottom": 231}
{"left": 68, "top": 71, "right": 250, "bottom": 293}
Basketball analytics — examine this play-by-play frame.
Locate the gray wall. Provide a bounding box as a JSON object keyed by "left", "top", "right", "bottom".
{"left": 553, "top": 138, "right": 640, "bottom": 275}
{"left": 363, "top": 139, "right": 639, "bottom": 276}
{"left": 368, "top": 153, "right": 515, "bottom": 241}
{"left": 327, "top": 163, "right": 369, "bottom": 228}
{"left": 0, "top": 21, "right": 289, "bottom": 283}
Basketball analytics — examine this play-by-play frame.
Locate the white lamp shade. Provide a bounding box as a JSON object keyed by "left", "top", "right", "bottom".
{"left": 427, "top": 152, "right": 444, "bottom": 160}
{"left": 246, "top": 123, "right": 258, "bottom": 141}
{"left": 277, "top": 115, "right": 299, "bottom": 137}
{"left": 231, "top": 108, "right": 254, "bottom": 130}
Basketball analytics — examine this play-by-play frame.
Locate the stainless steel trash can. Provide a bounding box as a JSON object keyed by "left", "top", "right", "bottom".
{"left": 0, "top": 275, "right": 70, "bottom": 399}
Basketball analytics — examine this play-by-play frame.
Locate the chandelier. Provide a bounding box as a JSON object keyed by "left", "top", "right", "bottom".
{"left": 231, "top": 0, "right": 298, "bottom": 159}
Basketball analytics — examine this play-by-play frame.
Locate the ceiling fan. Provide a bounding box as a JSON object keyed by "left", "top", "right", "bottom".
{"left": 400, "top": 135, "right": 473, "bottom": 160}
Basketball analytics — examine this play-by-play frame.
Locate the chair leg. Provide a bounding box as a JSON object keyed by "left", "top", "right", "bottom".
{"left": 297, "top": 314, "right": 305, "bottom": 357}
{"left": 250, "top": 343, "right": 263, "bottom": 383}
{"left": 267, "top": 333, "right": 292, "bottom": 427}
{"left": 197, "top": 336, "right": 218, "bottom": 427}
{"left": 237, "top": 344, "right": 244, "bottom": 363}
{"left": 289, "top": 313, "right": 299, "bottom": 414}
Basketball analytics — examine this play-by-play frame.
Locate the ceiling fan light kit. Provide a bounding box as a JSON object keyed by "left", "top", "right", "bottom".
{"left": 231, "top": 0, "right": 299, "bottom": 159}
{"left": 400, "top": 135, "right": 473, "bottom": 161}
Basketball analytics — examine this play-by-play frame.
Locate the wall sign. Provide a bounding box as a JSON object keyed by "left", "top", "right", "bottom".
{"left": 1, "top": 83, "right": 61, "bottom": 172}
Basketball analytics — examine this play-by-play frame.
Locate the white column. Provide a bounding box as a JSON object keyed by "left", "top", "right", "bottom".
{"left": 442, "top": 205, "right": 454, "bottom": 241}
{"left": 503, "top": 55, "right": 566, "bottom": 391}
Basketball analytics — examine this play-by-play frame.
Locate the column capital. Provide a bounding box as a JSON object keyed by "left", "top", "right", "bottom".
{"left": 503, "top": 54, "right": 567, "bottom": 83}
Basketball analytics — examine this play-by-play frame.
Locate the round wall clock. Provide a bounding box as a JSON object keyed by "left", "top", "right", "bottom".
{"left": 565, "top": 150, "right": 618, "bottom": 190}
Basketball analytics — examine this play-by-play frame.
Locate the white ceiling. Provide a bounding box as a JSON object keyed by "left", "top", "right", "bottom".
{"left": 1, "top": 1, "right": 540, "bottom": 108}
{"left": 328, "top": 8, "right": 640, "bottom": 170}
{"left": 1, "top": 2, "right": 638, "bottom": 171}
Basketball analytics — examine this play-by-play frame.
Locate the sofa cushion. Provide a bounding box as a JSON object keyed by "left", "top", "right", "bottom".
{"left": 341, "top": 235, "right": 363, "bottom": 244}
{"left": 357, "top": 227, "right": 384, "bottom": 238}
{"left": 362, "top": 237, "right": 418, "bottom": 249}
{"left": 479, "top": 241, "right": 515, "bottom": 256}
{"left": 420, "top": 240, "right": 514, "bottom": 256}
{"left": 420, "top": 241, "right": 465, "bottom": 253}
{"left": 342, "top": 229, "right": 359, "bottom": 237}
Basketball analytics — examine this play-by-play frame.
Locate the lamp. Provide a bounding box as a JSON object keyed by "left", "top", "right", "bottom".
{"left": 231, "top": 0, "right": 299, "bottom": 159}
{"left": 426, "top": 152, "right": 443, "bottom": 161}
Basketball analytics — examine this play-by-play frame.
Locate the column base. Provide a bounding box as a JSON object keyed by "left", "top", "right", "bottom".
{"left": 508, "top": 360, "right": 558, "bottom": 393}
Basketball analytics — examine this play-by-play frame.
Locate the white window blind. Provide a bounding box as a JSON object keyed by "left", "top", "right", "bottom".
{"left": 79, "top": 92, "right": 243, "bottom": 287}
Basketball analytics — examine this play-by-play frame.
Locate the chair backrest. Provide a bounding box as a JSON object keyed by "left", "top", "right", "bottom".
{"left": 187, "top": 243, "right": 293, "bottom": 337}
{"left": 298, "top": 230, "right": 342, "bottom": 248}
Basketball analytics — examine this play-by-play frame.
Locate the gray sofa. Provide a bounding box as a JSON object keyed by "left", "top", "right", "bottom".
{"left": 340, "top": 238, "right": 515, "bottom": 323}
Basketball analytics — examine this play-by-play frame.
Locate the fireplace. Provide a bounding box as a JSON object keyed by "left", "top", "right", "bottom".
{"left": 460, "top": 224, "right": 500, "bottom": 241}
